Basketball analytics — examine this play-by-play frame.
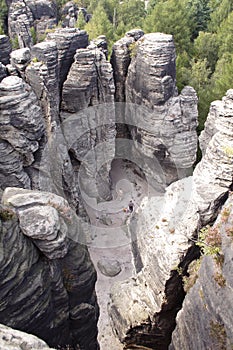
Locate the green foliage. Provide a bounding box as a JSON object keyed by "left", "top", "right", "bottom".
{"left": 196, "top": 225, "right": 222, "bottom": 257}
{"left": 30, "top": 26, "right": 37, "bottom": 45}
{"left": 76, "top": 11, "right": 86, "bottom": 30}
{"left": 183, "top": 258, "right": 201, "bottom": 292}
{"left": 11, "top": 36, "right": 20, "bottom": 50}
{"left": 84, "top": 3, "right": 113, "bottom": 42}
{"left": 0, "top": 208, "right": 16, "bottom": 221}
{"left": 0, "top": 0, "right": 7, "bottom": 34}
{"left": 143, "top": 0, "right": 194, "bottom": 53}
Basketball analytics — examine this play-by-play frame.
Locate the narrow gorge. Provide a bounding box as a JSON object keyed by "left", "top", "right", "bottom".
{"left": 0, "top": 1, "right": 233, "bottom": 350}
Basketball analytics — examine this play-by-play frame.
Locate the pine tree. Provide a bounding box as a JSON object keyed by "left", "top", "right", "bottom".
{"left": 143, "top": 0, "right": 194, "bottom": 53}
{"left": 84, "top": 3, "right": 113, "bottom": 42}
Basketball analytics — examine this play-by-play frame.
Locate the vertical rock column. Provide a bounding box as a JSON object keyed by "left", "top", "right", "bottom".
{"left": 46, "top": 27, "right": 88, "bottom": 90}
{"left": 26, "top": 41, "right": 60, "bottom": 130}
{"left": 61, "top": 46, "right": 116, "bottom": 202}
{"left": 0, "top": 35, "right": 12, "bottom": 65}
{"left": 125, "top": 33, "right": 198, "bottom": 184}
{"left": 0, "top": 76, "right": 45, "bottom": 190}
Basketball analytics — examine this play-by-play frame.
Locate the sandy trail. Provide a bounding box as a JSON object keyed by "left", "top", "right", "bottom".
{"left": 87, "top": 159, "right": 148, "bottom": 349}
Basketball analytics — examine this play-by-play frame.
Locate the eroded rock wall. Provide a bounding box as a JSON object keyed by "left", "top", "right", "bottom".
{"left": 61, "top": 46, "right": 116, "bottom": 201}
{"left": 170, "top": 196, "right": 233, "bottom": 350}
{"left": 0, "top": 187, "right": 99, "bottom": 349}
{"left": 109, "top": 90, "right": 233, "bottom": 349}
{"left": 125, "top": 33, "right": 198, "bottom": 185}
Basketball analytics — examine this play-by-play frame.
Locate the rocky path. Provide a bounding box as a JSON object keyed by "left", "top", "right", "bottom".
{"left": 88, "top": 159, "right": 148, "bottom": 349}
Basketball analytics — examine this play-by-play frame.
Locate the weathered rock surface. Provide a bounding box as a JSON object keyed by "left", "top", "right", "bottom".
{"left": 8, "top": 0, "right": 58, "bottom": 48}
{"left": 0, "top": 35, "right": 12, "bottom": 65}
{"left": 111, "top": 29, "right": 144, "bottom": 102}
{"left": 26, "top": 41, "right": 60, "bottom": 127}
{"left": 109, "top": 90, "right": 233, "bottom": 349}
{"left": 0, "top": 187, "right": 99, "bottom": 349}
{"left": 61, "top": 46, "right": 116, "bottom": 201}
{"left": 10, "top": 48, "right": 31, "bottom": 78}
{"left": 0, "top": 323, "right": 55, "bottom": 350}
{"left": 0, "top": 76, "right": 45, "bottom": 190}
{"left": 170, "top": 197, "right": 233, "bottom": 350}
{"left": 125, "top": 33, "right": 198, "bottom": 185}
{"left": 46, "top": 27, "right": 88, "bottom": 89}
{"left": 97, "top": 258, "right": 121, "bottom": 277}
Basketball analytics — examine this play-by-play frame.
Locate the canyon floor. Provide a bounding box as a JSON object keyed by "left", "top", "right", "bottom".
{"left": 88, "top": 159, "right": 148, "bottom": 349}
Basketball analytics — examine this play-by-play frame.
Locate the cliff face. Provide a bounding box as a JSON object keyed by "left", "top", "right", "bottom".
{"left": 61, "top": 45, "right": 116, "bottom": 201}
{"left": 8, "top": 0, "right": 58, "bottom": 48}
{"left": 109, "top": 95, "right": 233, "bottom": 348}
{"left": 170, "top": 196, "right": 233, "bottom": 350}
{"left": 0, "top": 76, "right": 45, "bottom": 190}
{"left": 125, "top": 33, "right": 198, "bottom": 185}
{"left": 169, "top": 90, "right": 233, "bottom": 350}
{"left": 0, "top": 187, "right": 98, "bottom": 349}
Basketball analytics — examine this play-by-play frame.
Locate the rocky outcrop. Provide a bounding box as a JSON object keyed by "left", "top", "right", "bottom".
{"left": 0, "top": 187, "right": 99, "bottom": 349}
{"left": 26, "top": 41, "right": 60, "bottom": 128}
{"left": 8, "top": 0, "right": 58, "bottom": 48}
{"left": 125, "top": 33, "right": 198, "bottom": 185}
{"left": 109, "top": 89, "right": 233, "bottom": 349}
{"left": 170, "top": 197, "right": 233, "bottom": 350}
{"left": 0, "top": 76, "right": 45, "bottom": 190}
{"left": 0, "top": 35, "right": 12, "bottom": 65}
{"left": 8, "top": 1, "right": 34, "bottom": 48}
{"left": 61, "top": 46, "right": 116, "bottom": 201}
{"left": 111, "top": 29, "right": 144, "bottom": 102}
{"left": 10, "top": 48, "right": 31, "bottom": 78}
{"left": 46, "top": 27, "right": 88, "bottom": 89}
{"left": 0, "top": 324, "right": 55, "bottom": 350}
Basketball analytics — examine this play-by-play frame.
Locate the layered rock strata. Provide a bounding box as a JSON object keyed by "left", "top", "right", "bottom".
{"left": 111, "top": 29, "right": 144, "bottom": 103}
{"left": 0, "top": 76, "right": 45, "bottom": 190}
{"left": 0, "top": 187, "right": 99, "bottom": 349}
{"left": 0, "top": 35, "right": 12, "bottom": 65}
{"left": 109, "top": 90, "right": 233, "bottom": 349}
{"left": 46, "top": 27, "right": 88, "bottom": 89}
{"left": 26, "top": 41, "right": 60, "bottom": 128}
{"left": 125, "top": 33, "right": 198, "bottom": 185}
{"left": 8, "top": 0, "right": 58, "bottom": 48}
{"left": 61, "top": 46, "right": 116, "bottom": 201}
{"left": 170, "top": 196, "right": 233, "bottom": 350}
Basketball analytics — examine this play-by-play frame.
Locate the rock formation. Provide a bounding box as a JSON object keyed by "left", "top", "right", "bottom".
{"left": 46, "top": 27, "right": 88, "bottom": 89}
{"left": 26, "top": 40, "right": 60, "bottom": 128}
{"left": 61, "top": 46, "right": 116, "bottom": 201}
{"left": 0, "top": 187, "right": 99, "bottom": 349}
{"left": 8, "top": 0, "right": 58, "bottom": 48}
{"left": 125, "top": 33, "right": 198, "bottom": 185}
{"left": 170, "top": 195, "right": 233, "bottom": 350}
{"left": 0, "top": 324, "right": 55, "bottom": 350}
{"left": 109, "top": 89, "right": 233, "bottom": 349}
{"left": 0, "top": 35, "right": 12, "bottom": 65}
{"left": 0, "top": 76, "right": 45, "bottom": 190}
